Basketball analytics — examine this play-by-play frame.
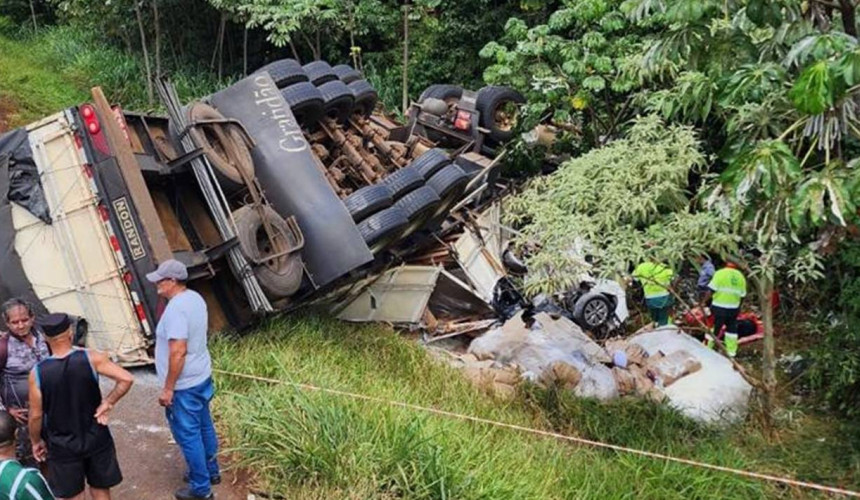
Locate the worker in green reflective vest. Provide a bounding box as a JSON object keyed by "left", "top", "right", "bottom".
{"left": 632, "top": 261, "right": 674, "bottom": 327}
{"left": 702, "top": 261, "right": 747, "bottom": 357}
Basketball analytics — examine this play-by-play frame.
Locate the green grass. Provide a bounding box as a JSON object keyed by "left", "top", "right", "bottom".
{"left": 0, "top": 24, "right": 226, "bottom": 130}
{"left": 0, "top": 31, "right": 88, "bottom": 127}
{"left": 210, "top": 314, "right": 860, "bottom": 499}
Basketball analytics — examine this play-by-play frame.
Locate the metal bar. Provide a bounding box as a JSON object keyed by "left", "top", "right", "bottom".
{"left": 155, "top": 79, "right": 273, "bottom": 312}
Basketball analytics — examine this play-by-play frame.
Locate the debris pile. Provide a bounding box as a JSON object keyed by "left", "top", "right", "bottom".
{"left": 431, "top": 310, "right": 752, "bottom": 423}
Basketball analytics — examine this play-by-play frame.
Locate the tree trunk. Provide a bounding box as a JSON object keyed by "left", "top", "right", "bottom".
{"left": 839, "top": 0, "right": 858, "bottom": 37}
{"left": 211, "top": 14, "right": 225, "bottom": 71}
{"left": 288, "top": 39, "right": 301, "bottom": 62}
{"left": 243, "top": 26, "right": 248, "bottom": 76}
{"left": 217, "top": 13, "right": 227, "bottom": 79}
{"left": 135, "top": 2, "right": 154, "bottom": 107}
{"left": 29, "top": 0, "right": 37, "bottom": 30}
{"left": 300, "top": 31, "right": 318, "bottom": 60}
{"left": 315, "top": 27, "right": 321, "bottom": 61}
{"left": 402, "top": 2, "right": 410, "bottom": 115}
{"left": 349, "top": 5, "right": 358, "bottom": 68}
{"left": 758, "top": 275, "right": 777, "bottom": 438}
{"left": 152, "top": 0, "right": 161, "bottom": 79}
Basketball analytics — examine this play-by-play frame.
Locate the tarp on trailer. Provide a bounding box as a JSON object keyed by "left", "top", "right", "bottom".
{"left": 0, "top": 128, "right": 50, "bottom": 327}
{"left": 208, "top": 75, "right": 373, "bottom": 288}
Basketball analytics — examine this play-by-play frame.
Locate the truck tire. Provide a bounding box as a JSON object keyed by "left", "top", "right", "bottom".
{"left": 333, "top": 64, "right": 362, "bottom": 84}
{"left": 427, "top": 163, "right": 469, "bottom": 216}
{"left": 358, "top": 206, "right": 409, "bottom": 253}
{"left": 393, "top": 186, "right": 440, "bottom": 237}
{"left": 343, "top": 184, "right": 393, "bottom": 222}
{"left": 233, "top": 205, "right": 304, "bottom": 298}
{"left": 409, "top": 148, "right": 450, "bottom": 179}
{"left": 256, "top": 59, "right": 308, "bottom": 88}
{"left": 476, "top": 85, "right": 525, "bottom": 143}
{"left": 186, "top": 102, "right": 254, "bottom": 192}
{"left": 280, "top": 82, "right": 325, "bottom": 127}
{"left": 572, "top": 292, "right": 612, "bottom": 330}
{"left": 418, "top": 84, "right": 463, "bottom": 104}
{"left": 303, "top": 60, "right": 338, "bottom": 86}
{"left": 348, "top": 79, "right": 378, "bottom": 117}
{"left": 318, "top": 80, "right": 355, "bottom": 123}
{"left": 381, "top": 166, "right": 423, "bottom": 199}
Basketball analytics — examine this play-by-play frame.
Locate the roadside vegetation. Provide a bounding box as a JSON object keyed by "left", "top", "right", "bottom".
{"left": 3, "top": 0, "right": 860, "bottom": 497}
{"left": 211, "top": 314, "right": 859, "bottom": 498}
{"left": 0, "top": 20, "right": 223, "bottom": 128}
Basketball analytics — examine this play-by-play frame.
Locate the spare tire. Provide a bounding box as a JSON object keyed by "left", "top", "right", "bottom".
{"left": 381, "top": 166, "right": 423, "bottom": 199}
{"left": 256, "top": 59, "right": 308, "bottom": 88}
{"left": 409, "top": 148, "right": 450, "bottom": 179}
{"left": 476, "top": 85, "right": 525, "bottom": 143}
{"left": 418, "top": 84, "right": 463, "bottom": 104}
{"left": 348, "top": 79, "right": 378, "bottom": 117}
{"left": 358, "top": 206, "right": 409, "bottom": 253}
{"left": 318, "top": 80, "right": 355, "bottom": 123}
{"left": 303, "top": 60, "right": 338, "bottom": 86}
{"left": 343, "top": 184, "right": 393, "bottom": 222}
{"left": 333, "top": 64, "right": 362, "bottom": 84}
{"left": 186, "top": 102, "right": 254, "bottom": 193}
{"left": 393, "top": 186, "right": 440, "bottom": 237}
{"left": 281, "top": 82, "right": 325, "bottom": 127}
{"left": 427, "top": 164, "right": 469, "bottom": 216}
{"left": 233, "top": 205, "right": 304, "bottom": 298}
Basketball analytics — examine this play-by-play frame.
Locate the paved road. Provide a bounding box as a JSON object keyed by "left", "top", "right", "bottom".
{"left": 104, "top": 368, "right": 249, "bottom": 500}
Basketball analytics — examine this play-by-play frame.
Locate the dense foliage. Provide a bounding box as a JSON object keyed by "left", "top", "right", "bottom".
{"left": 506, "top": 116, "right": 736, "bottom": 295}
{"left": 0, "top": 0, "right": 536, "bottom": 109}
{"left": 807, "top": 245, "right": 860, "bottom": 417}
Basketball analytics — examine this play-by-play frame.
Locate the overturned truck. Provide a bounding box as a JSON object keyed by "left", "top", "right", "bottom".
{"left": 0, "top": 58, "right": 525, "bottom": 365}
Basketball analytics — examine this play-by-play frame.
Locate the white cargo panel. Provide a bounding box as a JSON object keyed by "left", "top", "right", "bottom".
{"left": 337, "top": 265, "right": 441, "bottom": 323}
{"left": 11, "top": 112, "right": 151, "bottom": 365}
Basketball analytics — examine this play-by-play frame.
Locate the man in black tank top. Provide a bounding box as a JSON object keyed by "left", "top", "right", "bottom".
{"left": 26, "top": 313, "right": 134, "bottom": 500}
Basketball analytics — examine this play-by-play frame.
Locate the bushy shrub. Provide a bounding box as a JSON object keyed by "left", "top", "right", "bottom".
{"left": 807, "top": 243, "right": 860, "bottom": 417}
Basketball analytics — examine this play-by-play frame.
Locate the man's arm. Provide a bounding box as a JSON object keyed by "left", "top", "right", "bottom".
{"left": 90, "top": 350, "right": 134, "bottom": 425}
{"left": 159, "top": 339, "right": 187, "bottom": 407}
{"left": 701, "top": 289, "right": 713, "bottom": 308}
{"left": 27, "top": 371, "right": 46, "bottom": 462}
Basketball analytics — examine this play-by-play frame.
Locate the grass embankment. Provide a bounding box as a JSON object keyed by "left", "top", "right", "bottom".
{"left": 211, "top": 315, "right": 860, "bottom": 499}
{"left": 0, "top": 24, "right": 223, "bottom": 131}
{"left": 0, "top": 32, "right": 88, "bottom": 129}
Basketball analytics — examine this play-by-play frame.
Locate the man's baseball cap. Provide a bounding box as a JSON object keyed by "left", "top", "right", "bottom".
{"left": 39, "top": 313, "right": 71, "bottom": 337}
{"left": 146, "top": 259, "right": 188, "bottom": 283}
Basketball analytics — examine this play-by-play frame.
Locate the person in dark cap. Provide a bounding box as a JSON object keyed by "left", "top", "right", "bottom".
{"left": 146, "top": 260, "right": 219, "bottom": 500}
{"left": 27, "top": 313, "right": 134, "bottom": 500}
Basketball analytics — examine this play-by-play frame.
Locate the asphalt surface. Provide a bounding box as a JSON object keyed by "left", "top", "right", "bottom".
{"left": 103, "top": 368, "right": 249, "bottom": 500}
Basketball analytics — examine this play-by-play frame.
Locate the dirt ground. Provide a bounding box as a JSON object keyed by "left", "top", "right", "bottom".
{"left": 104, "top": 369, "right": 250, "bottom": 500}
{"left": 0, "top": 96, "right": 15, "bottom": 133}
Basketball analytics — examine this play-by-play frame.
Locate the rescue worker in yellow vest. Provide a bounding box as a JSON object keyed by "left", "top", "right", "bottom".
{"left": 702, "top": 261, "right": 747, "bottom": 358}
{"left": 632, "top": 261, "right": 674, "bottom": 326}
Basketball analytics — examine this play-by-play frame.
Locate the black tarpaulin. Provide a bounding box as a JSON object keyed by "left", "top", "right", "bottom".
{"left": 0, "top": 128, "right": 49, "bottom": 326}
{"left": 0, "top": 128, "right": 50, "bottom": 223}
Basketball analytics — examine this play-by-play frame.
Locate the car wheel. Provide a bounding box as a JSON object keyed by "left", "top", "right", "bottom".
{"left": 573, "top": 292, "right": 612, "bottom": 330}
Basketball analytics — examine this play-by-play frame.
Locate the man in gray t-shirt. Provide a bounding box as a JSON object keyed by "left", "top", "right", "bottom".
{"left": 147, "top": 260, "right": 220, "bottom": 500}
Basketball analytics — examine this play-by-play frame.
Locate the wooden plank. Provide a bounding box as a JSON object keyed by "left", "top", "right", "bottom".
{"left": 151, "top": 191, "right": 192, "bottom": 252}
{"left": 182, "top": 191, "right": 222, "bottom": 248}
{"left": 190, "top": 280, "right": 230, "bottom": 333}
{"left": 91, "top": 87, "right": 172, "bottom": 263}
